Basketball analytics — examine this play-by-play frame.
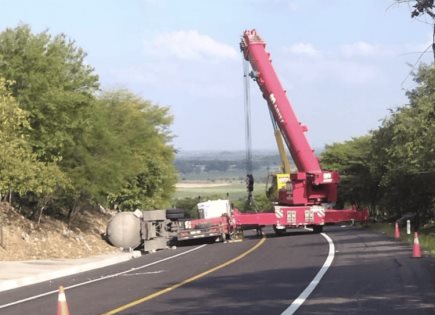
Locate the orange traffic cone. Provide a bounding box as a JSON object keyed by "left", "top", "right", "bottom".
{"left": 395, "top": 222, "right": 400, "bottom": 239}
{"left": 57, "top": 286, "right": 70, "bottom": 315}
{"left": 412, "top": 232, "right": 422, "bottom": 258}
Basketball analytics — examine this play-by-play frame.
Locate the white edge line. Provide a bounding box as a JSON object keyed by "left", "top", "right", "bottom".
{"left": 0, "top": 254, "right": 137, "bottom": 292}
{"left": 281, "top": 232, "right": 335, "bottom": 315}
{"left": 0, "top": 244, "right": 207, "bottom": 309}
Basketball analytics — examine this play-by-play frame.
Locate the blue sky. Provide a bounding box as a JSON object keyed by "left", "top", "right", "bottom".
{"left": 1, "top": 0, "right": 433, "bottom": 153}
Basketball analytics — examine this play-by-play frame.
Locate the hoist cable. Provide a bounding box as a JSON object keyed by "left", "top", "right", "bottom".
{"left": 243, "top": 58, "right": 256, "bottom": 211}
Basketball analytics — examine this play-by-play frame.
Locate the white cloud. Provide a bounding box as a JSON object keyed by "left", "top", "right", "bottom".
{"left": 144, "top": 30, "right": 237, "bottom": 61}
{"left": 280, "top": 41, "right": 400, "bottom": 86}
{"left": 283, "top": 58, "right": 382, "bottom": 86}
{"left": 285, "top": 42, "right": 320, "bottom": 57}
{"left": 341, "top": 41, "right": 393, "bottom": 58}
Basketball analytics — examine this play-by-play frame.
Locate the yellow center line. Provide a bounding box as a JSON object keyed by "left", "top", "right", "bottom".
{"left": 102, "top": 236, "right": 267, "bottom": 315}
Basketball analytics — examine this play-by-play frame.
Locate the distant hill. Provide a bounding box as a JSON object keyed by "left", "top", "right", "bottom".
{"left": 176, "top": 149, "right": 273, "bottom": 161}
{"left": 174, "top": 148, "right": 324, "bottom": 182}
{"left": 176, "top": 148, "right": 324, "bottom": 160}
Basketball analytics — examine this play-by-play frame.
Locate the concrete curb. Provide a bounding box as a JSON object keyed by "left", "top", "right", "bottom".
{"left": 0, "top": 251, "right": 141, "bottom": 293}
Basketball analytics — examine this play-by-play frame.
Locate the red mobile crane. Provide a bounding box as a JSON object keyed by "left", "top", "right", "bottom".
{"left": 106, "top": 30, "right": 369, "bottom": 250}
{"left": 234, "top": 29, "right": 368, "bottom": 233}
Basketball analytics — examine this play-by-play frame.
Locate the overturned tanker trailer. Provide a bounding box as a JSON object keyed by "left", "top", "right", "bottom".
{"left": 106, "top": 209, "right": 182, "bottom": 252}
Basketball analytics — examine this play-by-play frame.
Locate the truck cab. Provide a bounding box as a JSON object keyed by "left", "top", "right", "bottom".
{"left": 177, "top": 200, "right": 233, "bottom": 242}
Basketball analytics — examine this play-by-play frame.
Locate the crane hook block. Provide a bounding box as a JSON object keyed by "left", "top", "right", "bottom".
{"left": 246, "top": 174, "right": 254, "bottom": 192}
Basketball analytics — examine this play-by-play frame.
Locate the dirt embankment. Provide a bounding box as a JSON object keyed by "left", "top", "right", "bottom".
{"left": 0, "top": 203, "right": 117, "bottom": 261}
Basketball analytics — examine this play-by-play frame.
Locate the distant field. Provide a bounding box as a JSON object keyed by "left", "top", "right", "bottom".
{"left": 176, "top": 182, "right": 233, "bottom": 189}
{"left": 179, "top": 170, "right": 257, "bottom": 181}
{"left": 178, "top": 168, "right": 274, "bottom": 182}
{"left": 174, "top": 181, "right": 267, "bottom": 201}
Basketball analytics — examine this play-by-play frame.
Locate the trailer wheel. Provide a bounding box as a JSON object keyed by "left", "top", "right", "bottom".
{"left": 166, "top": 208, "right": 184, "bottom": 214}
{"left": 313, "top": 225, "right": 323, "bottom": 233}
{"left": 273, "top": 225, "right": 285, "bottom": 236}
{"left": 166, "top": 213, "right": 184, "bottom": 220}
{"left": 166, "top": 209, "right": 185, "bottom": 220}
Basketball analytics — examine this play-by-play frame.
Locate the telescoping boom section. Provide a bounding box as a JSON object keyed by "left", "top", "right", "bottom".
{"left": 237, "top": 29, "right": 368, "bottom": 231}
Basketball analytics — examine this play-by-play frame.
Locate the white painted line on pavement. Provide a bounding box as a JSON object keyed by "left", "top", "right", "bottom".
{"left": 0, "top": 245, "right": 206, "bottom": 310}
{"left": 0, "top": 253, "right": 140, "bottom": 292}
{"left": 122, "top": 270, "right": 164, "bottom": 276}
{"left": 281, "top": 232, "right": 335, "bottom": 315}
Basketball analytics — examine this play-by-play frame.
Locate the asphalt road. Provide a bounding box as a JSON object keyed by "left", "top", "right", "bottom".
{"left": 0, "top": 226, "right": 434, "bottom": 315}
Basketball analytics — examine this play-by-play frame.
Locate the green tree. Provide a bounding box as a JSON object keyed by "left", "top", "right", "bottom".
{"left": 320, "top": 136, "right": 383, "bottom": 212}
{"left": 0, "top": 24, "right": 99, "bottom": 162}
{"left": 172, "top": 197, "right": 201, "bottom": 219}
{"left": 0, "top": 78, "right": 67, "bottom": 220}
{"left": 0, "top": 25, "right": 177, "bottom": 222}
{"left": 321, "top": 64, "right": 435, "bottom": 224}
{"left": 395, "top": 0, "right": 435, "bottom": 61}
{"left": 0, "top": 25, "right": 98, "bottom": 223}
{"left": 94, "top": 90, "right": 177, "bottom": 210}
{"left": 395, "top": 0, "right": 435, "bottom": 18}
{"left": 233, "top": 192, "right": 274, "bottom": 212}
{"left": 373, "top": 64, "right": 435, "bottom": 221}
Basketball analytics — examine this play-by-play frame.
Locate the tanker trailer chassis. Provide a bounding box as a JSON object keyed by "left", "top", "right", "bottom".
{"left": 106, "top": 209, "right": 175, "bottom": 252}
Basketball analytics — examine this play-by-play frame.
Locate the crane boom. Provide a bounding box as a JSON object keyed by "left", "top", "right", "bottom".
{"left": 241, "top": 30, "right": 321, "bottom": 173}
{"left": 240, "top": 29, "right": 339, "bottom": 206}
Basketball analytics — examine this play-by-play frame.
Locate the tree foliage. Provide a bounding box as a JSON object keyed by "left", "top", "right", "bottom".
{"left": 172, "top": 197, "right": 201, "bottom": 219}
{"left": 395, "top": 0, "right": 435, "bottom": 61}
{"left": 407, "top": 0, "right": 435, "bottom": 18}
{"left": 81, "top": 90, "right": 177, "bottom": 211}
{"left": 0, "top": 25, "right": 177, "bottom": 220}
{"left": 320, "top": 64, "right": 435, "bottom": 223}
{"left": 0, "top": 78, "right": 67, "bottom": 201}
{"left": 0, "top": 24, "right": 99, "bottom": 162}
{"left": 321, "top": 136, "right": 382, "bottom": 210}
{"left": 376, "top": 64, "right": 435, "bottom": 220}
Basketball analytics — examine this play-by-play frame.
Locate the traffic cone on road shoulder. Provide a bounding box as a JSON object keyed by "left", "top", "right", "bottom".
{"left": 57, "top": 286, "right": 70, "bottom": 315}
{"left": 412, "top": 232, "right": 422, "bottom": 258}
{"left": 395, "top": 222, "right": 400, "bottom": 239}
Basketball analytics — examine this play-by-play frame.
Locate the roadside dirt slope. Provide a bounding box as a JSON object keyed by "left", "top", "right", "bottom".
{"left": 0, "top": 203, "right": 117, "bottom": 261}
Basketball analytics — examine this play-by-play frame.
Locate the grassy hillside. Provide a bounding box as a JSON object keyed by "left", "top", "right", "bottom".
{"left": 173, "top": 150, "right": 284, "bottom": 203}
{"left": 175, "top": 181, "right": 267, "bottom": 201}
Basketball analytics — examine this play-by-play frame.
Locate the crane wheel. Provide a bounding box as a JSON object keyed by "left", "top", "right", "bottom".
{"left": 273, "top": 225, "right": 286, "bottom": 236}
{"left": 313, "top": 225, "right": 323, "bottom": 233}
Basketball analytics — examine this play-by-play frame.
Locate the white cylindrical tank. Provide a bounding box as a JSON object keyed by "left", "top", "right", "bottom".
{"left": 106, "top": 212, "right": 142, "bottom": 249}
